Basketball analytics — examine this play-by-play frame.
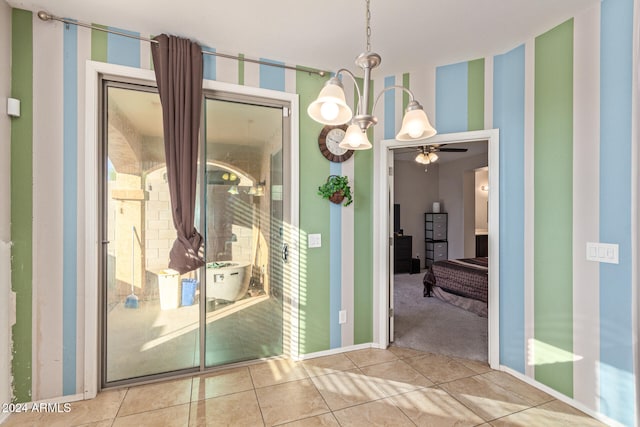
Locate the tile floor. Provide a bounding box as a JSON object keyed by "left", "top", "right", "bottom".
{"left": 3, "top": 347, "right": 606, "bottom": 427}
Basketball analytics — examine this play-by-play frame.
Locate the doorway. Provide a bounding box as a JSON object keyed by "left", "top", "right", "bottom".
{"left": 373, "top": 130, "right": 500, "bottom": 369}
{"left": 100, "top": 78, "right": 295, "bottom": 387}
{"left": 390, "top": 140, "right": 489, "bottom": 361}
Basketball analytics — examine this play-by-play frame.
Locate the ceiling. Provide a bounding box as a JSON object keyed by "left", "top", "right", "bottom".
{"left": 13, "top": 0, "right": 597, "bottom": 75}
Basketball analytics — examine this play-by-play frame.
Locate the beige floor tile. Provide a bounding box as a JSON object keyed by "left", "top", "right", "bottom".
{"left": 390, "top": 387, "right": 485, "bottom": 426}
{"left": 279, "top": 412, "right": 340, "bottom": 426}
{"left": 188, "top": 390, "right": 264, "bottom": 427}
{"left": 333, "top": 398, "right": 415, "bottom": 426}
{"left": 404, "top": 353, "right": 477, "bottom": 384}
{"left": 249, "top": 358, "right": 309, "bottom": 388}
{"left": 491, "top": 400, "right": 608, "bottom": 427}
{"left": 359, "top": 359, "right": 434, "bottom": 396}
{"left": 479, "top": 371, "right": 553, "bottom": 406}
{"left": 14, "top": 389, "right": 127, "bottom": 427}
{"left": 301, "top": 353, "right": 358, "bottom": 377}
{"left": 2, "top": 411, "right": 48, "bottom": 427}
{"left": 310, "top": 369, "right": 387, "bottom": 411}
{"left": 344, "top": 348, "right": 398, "bottom": 368}
{"left": 452, "top": 357, "right": 493, "bottom": 374}
{"left": 112, "top": 403, "right": 189, "bottom": 427}
{"left": 77, "top": 421, "right": 115, "bottom": 427}
{"left": 118, "top": 378, "right": 192, "bottom": 417}
{"left": 387, "top": 346, "right": 428, "bottom": 360}
{"left": 191, "top": 367, "right": 253, "bottom": 401}
{"left": 438, "top": 376, "right": 531, "bottom": 421}
{"left": 255, "top": 378, "right": 329, "bottom": 426}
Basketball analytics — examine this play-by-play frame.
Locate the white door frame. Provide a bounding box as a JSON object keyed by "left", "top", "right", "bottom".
{"left": 84, "top": 60, "right": 300, "bottom": 398}
{"left": 372, "top": 129, "right": 500, "bottom": 369}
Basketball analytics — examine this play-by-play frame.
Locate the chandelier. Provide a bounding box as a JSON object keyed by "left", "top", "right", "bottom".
{"left": 307, "top": 0, "right": 437, "bottom": 150}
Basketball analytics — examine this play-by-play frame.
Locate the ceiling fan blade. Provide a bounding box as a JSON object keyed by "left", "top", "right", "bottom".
{"left": 437, "top": 148, "right": 468, "bottom": 152}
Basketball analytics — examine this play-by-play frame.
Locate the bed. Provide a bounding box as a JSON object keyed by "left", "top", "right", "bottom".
{"left": 423, "top": 257, "right": 488, "bottom": 317}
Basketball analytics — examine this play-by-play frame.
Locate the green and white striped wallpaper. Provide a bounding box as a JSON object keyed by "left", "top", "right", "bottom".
{"left": 7, "top": 0, "right": 639, "bottom": 425}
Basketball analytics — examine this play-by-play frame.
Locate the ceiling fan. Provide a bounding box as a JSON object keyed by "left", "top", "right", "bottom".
{"left": 413, "top": 144, "right": 468, "bottom": 165}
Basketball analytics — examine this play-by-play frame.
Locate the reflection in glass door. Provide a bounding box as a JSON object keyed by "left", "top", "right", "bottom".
{"left": 102, "top": 83, "right": 200, "bottom": 384}
{"left": 203, "top": 98, "right": 285, "bottom": 366}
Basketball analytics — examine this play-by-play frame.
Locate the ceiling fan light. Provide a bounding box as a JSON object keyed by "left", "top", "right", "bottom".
{"left": 339, "top": 123, "right": 372, "bottom": 150}
{"left": 307, "top": 78, "right": 353, "bottom": 125}
{"left": 414, "top": 152, "right": 431, "bottom": 164}
{"left": 396, "top": 104, "right": 437, "bottom": 141}
{"left": 427, "top": 152, "right": 438, "bottom": 162}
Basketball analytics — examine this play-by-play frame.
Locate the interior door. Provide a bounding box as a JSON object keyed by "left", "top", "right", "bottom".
{"left": 388, "top": 149, "right": 395, "bottom": 342}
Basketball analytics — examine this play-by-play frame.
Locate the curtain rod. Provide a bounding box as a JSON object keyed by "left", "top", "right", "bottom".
{"left": 37, "top": 10, "right": 327, "bottom": 77}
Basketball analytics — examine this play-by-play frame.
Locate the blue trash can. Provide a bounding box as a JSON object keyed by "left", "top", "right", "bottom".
{"left": 181, "top": 278, "right": 198, "bottom": 306}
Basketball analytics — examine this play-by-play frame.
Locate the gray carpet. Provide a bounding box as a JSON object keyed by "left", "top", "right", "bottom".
{"left": 392, "top": 271, "right": 488, "bottom": 361}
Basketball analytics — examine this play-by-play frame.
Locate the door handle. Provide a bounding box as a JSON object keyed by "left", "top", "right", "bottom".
{"left": 282, "top": 243, "right": 289, "bottom": 263}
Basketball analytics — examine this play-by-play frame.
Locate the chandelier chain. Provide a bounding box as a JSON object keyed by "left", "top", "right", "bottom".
{"left": 366, "top": 0, "right": 371, "bottom": 52}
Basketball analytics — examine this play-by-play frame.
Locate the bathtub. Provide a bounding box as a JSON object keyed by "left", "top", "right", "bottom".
{"left": 205, "top": 262, "right": 251, "bottom": 302}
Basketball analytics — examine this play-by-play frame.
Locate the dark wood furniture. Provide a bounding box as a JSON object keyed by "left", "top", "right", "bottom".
{"left": 394, "top": 235, "right": 412, "bottom": 274}
{"left": 475, "top": 233, "right": 488, "bottom": 257}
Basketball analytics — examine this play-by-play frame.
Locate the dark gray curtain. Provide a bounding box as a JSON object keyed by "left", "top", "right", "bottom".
{"left": 151, "top": 34, "right": 204, "bottom": 274}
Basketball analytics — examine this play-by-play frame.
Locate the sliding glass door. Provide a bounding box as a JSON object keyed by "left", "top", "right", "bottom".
{"left": 202, "top": 97, "right": 285, "bottom": 366}
{"left": 101, "top": 82, "right": 288, "bottom": 386}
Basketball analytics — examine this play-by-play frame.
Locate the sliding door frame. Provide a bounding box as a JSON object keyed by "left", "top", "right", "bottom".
{"left": 84, "top": 60, "right": 300, "bottom": 398}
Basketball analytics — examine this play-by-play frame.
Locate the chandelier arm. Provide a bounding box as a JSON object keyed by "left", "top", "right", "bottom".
{"left": 371, "top": 85, "right": 416, "bottom": 114}
{"left": 334, "top": 68, "right": 363, "bottom": 113}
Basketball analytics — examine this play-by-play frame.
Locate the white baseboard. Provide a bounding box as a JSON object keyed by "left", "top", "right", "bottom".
{"left": 295, "top": 343, "right": 373, "bottom": 360}
{"left": 499, "top": 365, "right": 623, "bottom": 427}
{"left": 36, "top": 393, "right": 85, "bottom": 405}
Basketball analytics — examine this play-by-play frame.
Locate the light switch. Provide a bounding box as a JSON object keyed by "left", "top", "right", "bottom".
{"left": 586, "top": 242, "right": 619, "bottom": 264}
{"left": 308, "top": 233, "right": 322, "bottom": 248}
{"left": 586, "top": 243, "right": 598, "bottom": 261}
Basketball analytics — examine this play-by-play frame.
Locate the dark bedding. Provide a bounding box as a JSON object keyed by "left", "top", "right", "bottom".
{"left": 423, "top": 257, "right": 488, "bottom": 302}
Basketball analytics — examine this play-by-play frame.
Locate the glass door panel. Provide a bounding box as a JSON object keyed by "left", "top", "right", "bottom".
{"left": 203, "top": 98, "right": 284, "bottom": 366}
{"left": 103, "top": 84, "right": 200, "bottom": 384}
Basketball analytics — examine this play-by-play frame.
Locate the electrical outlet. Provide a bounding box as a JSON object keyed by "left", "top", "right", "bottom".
{"left": 339, "top": 310, "right": 347, "bottom": 324}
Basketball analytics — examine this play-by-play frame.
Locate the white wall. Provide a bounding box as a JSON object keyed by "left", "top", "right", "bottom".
{"left": 438, "top": 153, "right": 488, "bottom": 259}
{"left": 393, "top": 159, "right": 440, "bottom": 263}
{"left": 0, "top": 0, "right": 13, "bottom": 417}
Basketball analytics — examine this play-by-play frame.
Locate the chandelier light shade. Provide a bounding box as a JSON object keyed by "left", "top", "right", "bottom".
{"left": 339, "top": 124, "right": 372, "bottom": 150}
{"left": 397, "top": 102, "right": 437, "bottom": 141}
{"left": 307, "top": 78, "right": 353, "bottom": 125}
{"left": 307, "top": 0, "right": 436, "bottom": 149}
